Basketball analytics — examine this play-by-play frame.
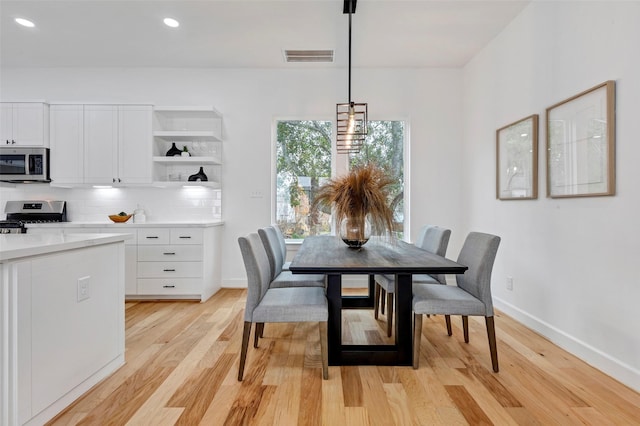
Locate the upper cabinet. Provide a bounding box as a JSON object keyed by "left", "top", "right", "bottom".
{"left": 0, "top": 102, "right": 50, "bottom": 147}
{"left": 152, "top": 106, "right": 222, "bottom": 188}
{"left": 50, "top": 104, "right": 152, "bottom": 186}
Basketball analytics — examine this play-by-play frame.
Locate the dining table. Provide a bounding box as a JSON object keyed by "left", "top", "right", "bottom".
{"left": 289, "top": 235, "right": 468, "bottom": 366}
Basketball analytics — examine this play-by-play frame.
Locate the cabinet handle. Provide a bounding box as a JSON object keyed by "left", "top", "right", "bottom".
{"left": 163, "top": 252, "right": 176, "bottom": 255}
{"left": 146, "top": 236, "right": 159, "bottom": 239}
{"left": 163, "top": 269, "right": 176, "bottom": 272}
{"left": 179, "top": 236, "right": 191, "bottom": 239}
{"left": 163, "top": 285, "right": 176, "bottom": 288}
{"left": 11, "top": 140, "right": 16, "bottom": 144}
{"left": 118, "top": 178, "right": 121, "bottom": 183}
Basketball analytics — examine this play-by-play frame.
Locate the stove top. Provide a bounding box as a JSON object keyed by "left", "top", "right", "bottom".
{"left": 4, "top": 200, "right": 67, "bottom": 224}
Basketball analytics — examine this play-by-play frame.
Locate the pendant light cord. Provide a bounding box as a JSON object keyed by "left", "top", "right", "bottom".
{"left": 348, "top": 0, "right": 352, "bottom": 104}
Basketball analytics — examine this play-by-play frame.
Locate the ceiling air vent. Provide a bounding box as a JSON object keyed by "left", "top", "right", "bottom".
{"left": 284, "top": 49, "right": 334, "bottom": 63}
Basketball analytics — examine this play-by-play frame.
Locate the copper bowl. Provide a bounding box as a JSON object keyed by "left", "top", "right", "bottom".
{"left": 108, "top": 214, "right": 132, "bottom": 223}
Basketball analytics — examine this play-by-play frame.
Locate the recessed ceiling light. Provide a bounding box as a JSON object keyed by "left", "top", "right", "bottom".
{"left": 163, "top": 18, "right": 179, "bottom": 28}
{"left": 15, "top": 18, "right": 35, "bottom": 28}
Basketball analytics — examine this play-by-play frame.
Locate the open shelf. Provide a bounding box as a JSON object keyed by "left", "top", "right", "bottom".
{"left": 153, "top": 156, "right": 221, "bottom": 165}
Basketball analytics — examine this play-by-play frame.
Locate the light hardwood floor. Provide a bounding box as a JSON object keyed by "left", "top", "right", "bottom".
{"left": 47, "top": 288, "right": 640, "bottom": 425}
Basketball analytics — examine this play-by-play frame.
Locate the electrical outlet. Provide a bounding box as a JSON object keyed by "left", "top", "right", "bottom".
{"left": 77, "top": 276, "right": 91, "bottom": 302}
{"left": 506, "top": 276, "right": 513, "bottom": 291}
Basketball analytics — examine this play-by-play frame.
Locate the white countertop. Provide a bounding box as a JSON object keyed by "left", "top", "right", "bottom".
{"left": 25, "top": 220, "right": 224, "bottom": 229}
{"left": 0, "top": 233, "right": 131, "bottom": 262}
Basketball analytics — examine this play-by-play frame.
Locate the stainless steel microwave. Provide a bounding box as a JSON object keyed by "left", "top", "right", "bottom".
{"left": 0, "top": 147, "right": 51, "bottom": 182}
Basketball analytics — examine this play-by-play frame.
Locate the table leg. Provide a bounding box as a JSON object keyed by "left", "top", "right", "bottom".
{"left": 326, "top": 273, "right": 342, "bottom": 365}
{"left": 395, "top": 273, "right": 412, "bottom": 365}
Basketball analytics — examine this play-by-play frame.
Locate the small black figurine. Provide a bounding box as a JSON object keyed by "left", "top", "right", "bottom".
{"left": 188, "top": 167, "right": 208, "bottom": 182}
{"left": 165, "top": 142, "right": 182, "bottom": 156}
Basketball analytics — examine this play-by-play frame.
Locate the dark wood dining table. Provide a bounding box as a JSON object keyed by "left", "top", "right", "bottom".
{"left": 289, "top": 235, "right": 468, "bottom": 366}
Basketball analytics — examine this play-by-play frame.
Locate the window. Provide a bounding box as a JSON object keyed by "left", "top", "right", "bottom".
{"left": 349, "top": 121, "right": 405, "bottom": 239}
{"left": 276, "top": 120, "right": 332, "bottom": 239}
{"left": 275, "top": 119, "right": 406, "bottom": 240}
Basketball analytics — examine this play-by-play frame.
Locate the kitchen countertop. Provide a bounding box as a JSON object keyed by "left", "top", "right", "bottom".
{"left": 25, "top": 220, "right": 224, "bottom": 229}
{"left": 0, "top": 232, "right": 131, "bottom": 262}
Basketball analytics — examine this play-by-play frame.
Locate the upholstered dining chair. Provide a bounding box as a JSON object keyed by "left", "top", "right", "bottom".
{"left": 258, "top": 226, "right": 325, "bottom": 288}
{"left": 373, "top": 225, "right": 451, "bottom": 337}
{"left": 412, "top": 231, "right": 501, "bottom": 372}
{"left": 271, "top": 224, "right": 291, "bottom": 271}
{"left": 237, "top": 233, "right": 328, "bottom": 380}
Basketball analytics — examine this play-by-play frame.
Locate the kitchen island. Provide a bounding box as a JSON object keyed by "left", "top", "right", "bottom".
{"left": 1, "top": 233, "right": 130, "bottom": 426}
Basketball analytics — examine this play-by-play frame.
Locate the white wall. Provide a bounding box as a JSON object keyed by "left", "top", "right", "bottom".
{"left": 463, "top": 1, "right": 640, "bottom": 391}
{"left": 0, "top": 67, "right": 464, "bottom": 287}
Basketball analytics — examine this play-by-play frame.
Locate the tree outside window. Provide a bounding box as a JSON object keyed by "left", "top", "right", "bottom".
{"left": 276, "top": 120, "right": 405, "bottom": 240}
{"left": 350, "top": 121, "right": 405, "bottom": 239}
{"left": 276, "top": 120, "right": 332, "bottom": 239}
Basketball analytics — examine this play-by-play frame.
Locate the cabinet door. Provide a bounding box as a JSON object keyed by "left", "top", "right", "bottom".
{"left": 84, "top": 105, "right": 118, "bottom": 184}
{"left": 119, "top": 106, "right": 152, "bottom": 184}
{"left": 0, "top": 103, "right": 13, "bottom": 144}
{"left": 50, "top": 105, "right": 84, "bottom": 184}
{"left": 14, "top": 103, "right": 48, "bottom": 146}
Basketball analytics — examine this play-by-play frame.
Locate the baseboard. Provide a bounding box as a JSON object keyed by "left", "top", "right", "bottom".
{"left": 223, "top": 278, "right": 248, "bottom": 288}
{"left": 494, "top": 297, "right": 640, "bottom": 392}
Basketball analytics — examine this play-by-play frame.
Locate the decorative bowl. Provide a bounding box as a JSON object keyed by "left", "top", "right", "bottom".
{"left": 108, "top": 214, "right": 132, "bottom": 223}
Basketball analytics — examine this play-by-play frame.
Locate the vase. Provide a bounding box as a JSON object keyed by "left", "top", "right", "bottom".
{"left": 165, "top": 142, "right": 182, "bottom": 157}
{"left": 188, "top": 167, "right": 208, "bottom": 182}
{"left": 339, "top": 215, "right": 371, "bottom": 248}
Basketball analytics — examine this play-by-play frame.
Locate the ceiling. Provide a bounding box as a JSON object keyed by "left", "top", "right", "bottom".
{"left": 1, "top": 0, "right": 530, "bottom": 69}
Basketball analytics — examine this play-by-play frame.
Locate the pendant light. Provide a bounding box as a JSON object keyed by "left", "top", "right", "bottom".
{"left": 336, "top": 0, "right": 368, "bottom": 154}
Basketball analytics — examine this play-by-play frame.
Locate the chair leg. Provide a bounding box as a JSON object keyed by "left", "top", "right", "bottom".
{"left": 381, "top": 288, "right": 386, "bottom": 314}
{"left": 319, "top": 321, "right": 329, "bottom": 380}
{"left": 462, "top": 316, "right": 469, "bottom": 343}
{"left": 238, "top": 321, "right": 252, "bottom": 381}
{"left": 413, "top": 313, "right": 423, "bottom": 369}
{"left": 254, "top": 323, "right": 264, "bottom": 348}
{"left": 374, "top": 283, "right": 381, "bottom": 319}
{"left": 386, "top": 292, "right": 394, "bottom": 337}
{"left": 485, "top": 316, "right": 499, "bottom": 372}
{"left": 445, "top": 315, "right": 452, "bottom": 336}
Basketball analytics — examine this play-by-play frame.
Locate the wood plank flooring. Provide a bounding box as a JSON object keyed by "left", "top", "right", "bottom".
{"left": 47, "top": 288, "right": 640, "bottom": 425}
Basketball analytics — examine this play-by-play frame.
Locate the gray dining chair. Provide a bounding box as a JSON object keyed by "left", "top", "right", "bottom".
{"left": 373, "top": 225, "right": 451, "bottom": 337}
{"left": 237, "top": 233, "right": 328, "bottom": 380}
{"left": 271, "top": 224, "right": 291, "bottom": 271}
{"left": 258, "top": 226, "right": 325, "bottom": 288}
{"left": 412, "top": 231, "right": 501, "bottom": 372}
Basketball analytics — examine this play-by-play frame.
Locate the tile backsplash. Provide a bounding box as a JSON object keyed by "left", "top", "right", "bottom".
{"left": 0, "top": 185, "right": 222, "bottom": 222}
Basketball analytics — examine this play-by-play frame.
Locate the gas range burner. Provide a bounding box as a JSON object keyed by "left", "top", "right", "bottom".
{"left": 4, "top": 200, "right": 67, "bottom": 224}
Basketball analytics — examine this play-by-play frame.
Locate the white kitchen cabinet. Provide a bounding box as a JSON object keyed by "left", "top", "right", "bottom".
{"left": 24, "top": 224, "right": 221, "bottom": 301}
{"left": 50, "top": 104, "right": 84, "bottom": 185}
{"left": 49, "top": 104, "right": 152, "bottom": 186}
{"left": 152, "top": 106, "right": 222, "bottom": 188}
{"left": 134, "top": 226, "right": 221, "bottom": 301}
{"left": 2, "top": 238, "right": 125, "bottom": 426}
{"left": 0, "top": 102, "right": 50, "bottom": 147}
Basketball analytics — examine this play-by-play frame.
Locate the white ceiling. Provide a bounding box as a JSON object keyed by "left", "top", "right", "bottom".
{"left": 1, "top": 0, "right": 530, "bottom": 69}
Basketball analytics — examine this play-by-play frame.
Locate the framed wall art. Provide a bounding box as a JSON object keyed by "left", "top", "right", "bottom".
{"left": 546, "top": 80, "right": 615, "bottom": 198}
{"left": 496, "top": 114, "right": 538, "bottom": 200}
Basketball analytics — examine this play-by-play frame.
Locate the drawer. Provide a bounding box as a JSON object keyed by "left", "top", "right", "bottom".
{"left": 137, "top": 278, "right": 202, "bottom": 295}
{"left": 137, "top": 261, "right": 202, "bottom": 278}
{"left": 137, "top": 228, "right": 170, "bottom": 245}
{"left": 170, "top": 228, "right": 203, "bottom": 245}
{"left": 138, "top": 245, "right": 202, "bottom": 262}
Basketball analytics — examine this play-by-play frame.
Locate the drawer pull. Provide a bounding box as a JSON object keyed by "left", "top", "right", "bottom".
{"left": 163, "top": 285, "right": 176, "bottom": 288}
{"left": 179, "top": 236, "right": 191, "bottom": 239}
{"left": 163, "top": 269, "right": 176, "bottom": 272}
{"left": 163, "top": 252, "right": 176, "bottom": 255}
{"left": 146, "top": 236, "right": 159, "bottom": 239}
